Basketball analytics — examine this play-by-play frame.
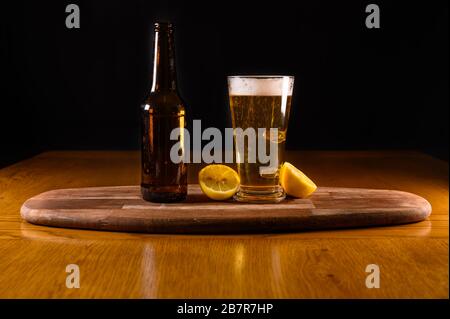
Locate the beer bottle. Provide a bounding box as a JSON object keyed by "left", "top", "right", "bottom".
{"left": 141, "top": 22, "right": 187, "bottom": 202}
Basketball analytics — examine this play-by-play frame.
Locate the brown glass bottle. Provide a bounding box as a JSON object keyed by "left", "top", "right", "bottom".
{"left": 141, "top": 22, "right": 187, "bottom": 202}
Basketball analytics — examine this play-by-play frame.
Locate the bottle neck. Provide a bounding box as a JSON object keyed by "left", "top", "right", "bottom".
{"left": 151, "top": 24, "right": 177, "bottom": 92}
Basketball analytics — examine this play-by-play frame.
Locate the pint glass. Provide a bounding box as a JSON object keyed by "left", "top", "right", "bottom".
{"left": 227, "top": 76, "right": 294, "bottom": 203}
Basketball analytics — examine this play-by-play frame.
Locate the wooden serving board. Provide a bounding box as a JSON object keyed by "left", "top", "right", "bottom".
{"left": 20, "top": 185, "right": 431, "bottom": 234}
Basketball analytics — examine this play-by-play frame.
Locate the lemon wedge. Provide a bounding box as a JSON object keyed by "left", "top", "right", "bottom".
{"left": 198, "top": 165, "right": 240, "bottom": 200}
{"left": 279, "top": 162, "right": 317, "bottom": 198}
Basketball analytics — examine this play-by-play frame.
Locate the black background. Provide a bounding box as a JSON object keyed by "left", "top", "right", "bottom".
{"left": 1, "top": 0, "right": 448, "bottom": 168}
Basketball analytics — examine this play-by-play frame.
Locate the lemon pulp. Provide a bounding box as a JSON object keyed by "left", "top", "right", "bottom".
{"left": 198, "top": 165, "right": 240, "bottom": 200}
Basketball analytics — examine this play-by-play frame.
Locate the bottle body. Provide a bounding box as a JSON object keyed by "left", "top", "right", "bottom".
{"left": 141, "top": 22, "right": 187, "bottom": 202}
{"left": 141, "top": 93, "right": 187, "bottom": 202}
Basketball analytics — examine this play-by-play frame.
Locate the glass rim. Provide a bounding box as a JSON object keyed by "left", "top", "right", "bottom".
{"left": 227, "top": 75, "right": 294, "bottom": 79}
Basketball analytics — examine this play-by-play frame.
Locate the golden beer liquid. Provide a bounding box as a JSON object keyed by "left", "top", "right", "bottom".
{"left": 229, "top": 95, "right": 292, "bottom": 201}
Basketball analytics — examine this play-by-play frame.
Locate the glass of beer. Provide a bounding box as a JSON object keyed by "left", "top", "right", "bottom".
{"left": 227, "top": 75, "right": 294, "bottom": 203}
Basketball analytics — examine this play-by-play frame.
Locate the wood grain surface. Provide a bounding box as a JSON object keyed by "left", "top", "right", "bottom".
{"left": 21, "top": 185, "right": 431, "bottom": 233}
{"left": 0, "top": 151, "right": 448, "bottom": 298}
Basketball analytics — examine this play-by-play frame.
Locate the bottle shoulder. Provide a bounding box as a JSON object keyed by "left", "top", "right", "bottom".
{"left": 142, "top": 91, "right": 185, "bottom": 113}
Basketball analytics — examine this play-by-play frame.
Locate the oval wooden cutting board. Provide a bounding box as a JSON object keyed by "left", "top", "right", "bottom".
{"left": 20, "top": 185, "right": 431, "bottom": 234}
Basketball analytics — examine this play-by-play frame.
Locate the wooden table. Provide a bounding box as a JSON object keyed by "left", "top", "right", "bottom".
{"left": 0, "top": 151, "right": 448, "bottom": 298}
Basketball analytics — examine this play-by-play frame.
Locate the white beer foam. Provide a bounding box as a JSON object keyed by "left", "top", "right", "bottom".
{"left": 228, "top": 76, "right": 294, "bottom": 96}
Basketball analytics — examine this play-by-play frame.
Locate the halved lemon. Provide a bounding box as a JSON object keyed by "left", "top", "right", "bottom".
{"left": 279, "top": 162, "right": 317, "bottom": 198}
{"left": 198, "top": 164, "right": 240, "bottom": 200}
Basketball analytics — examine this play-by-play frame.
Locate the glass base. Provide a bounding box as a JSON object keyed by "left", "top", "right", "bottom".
{"left": 233, "top": 185, "right": 286, "bottom": 204}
